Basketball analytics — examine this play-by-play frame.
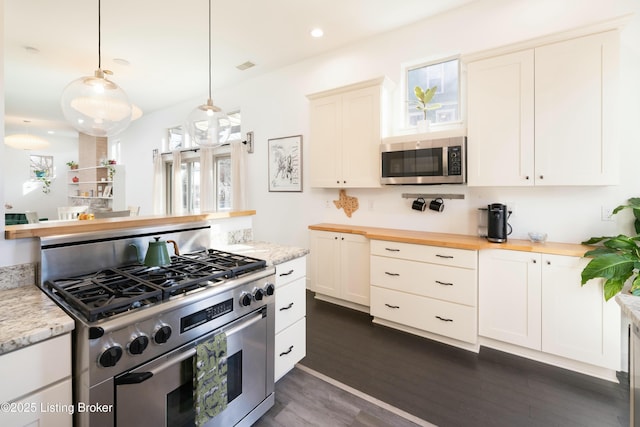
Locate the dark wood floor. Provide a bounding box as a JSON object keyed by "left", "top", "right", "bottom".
{"left": 300, "top": 291, "right": 630, "bottom": 427}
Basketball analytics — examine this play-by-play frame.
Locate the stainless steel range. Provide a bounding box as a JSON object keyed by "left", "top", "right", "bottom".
{"left": 39, "top": 223, "right": 275, "bottom": 427}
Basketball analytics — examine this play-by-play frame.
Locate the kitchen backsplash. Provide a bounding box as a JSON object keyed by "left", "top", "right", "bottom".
{"left": 0, "top": 263, "right": 36, "bottom": 290}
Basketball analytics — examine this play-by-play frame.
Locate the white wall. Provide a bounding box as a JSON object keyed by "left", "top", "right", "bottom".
{"left": 116, "top": 0, "right": 640, "bottom": 251}
{"left": 3, "top": 134, "right": 78, "bottom": 220}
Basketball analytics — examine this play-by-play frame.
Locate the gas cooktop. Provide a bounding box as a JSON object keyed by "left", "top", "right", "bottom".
{"left": 44, "top": 249, "right": 267, "bottom": 322}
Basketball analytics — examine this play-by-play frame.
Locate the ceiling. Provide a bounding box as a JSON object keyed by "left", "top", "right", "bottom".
{"left": 4, "top": 0, "right": 476, "bottom": 136}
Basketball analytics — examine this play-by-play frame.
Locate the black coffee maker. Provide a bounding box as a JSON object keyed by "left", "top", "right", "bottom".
{"left": 487, "top": 203, "right": 511, "bottom": 243}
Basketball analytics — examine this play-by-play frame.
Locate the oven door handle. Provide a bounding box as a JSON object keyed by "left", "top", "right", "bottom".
{"left": 117, "top": 309, "right": 266, "bottom": 384}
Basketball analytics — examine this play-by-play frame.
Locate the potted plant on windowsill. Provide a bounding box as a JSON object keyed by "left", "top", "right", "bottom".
{"left": 411, "top": 85, "right": 441, "bottom": 133}
{"left": 581, "top": 197, "right": 640, "bottom": 301}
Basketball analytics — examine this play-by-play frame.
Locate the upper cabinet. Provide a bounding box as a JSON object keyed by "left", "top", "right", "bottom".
{"left": 467, "top": 30, "right": 619, "bottom": 187}
{"left": 307, "top": 77, "right": 392, "bottom": 188}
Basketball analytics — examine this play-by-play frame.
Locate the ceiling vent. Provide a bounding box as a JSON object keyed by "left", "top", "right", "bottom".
{"left": 236, "top": 61, "right": 256, "bottom": 71}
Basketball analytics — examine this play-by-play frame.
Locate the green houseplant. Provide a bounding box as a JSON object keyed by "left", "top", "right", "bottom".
{"left": 581, "top": 197, "right": 640, "bottom": 300}
{"left": 412, "top": 85, "right": 442, "bottom": 121}
{"left": 66, "top": 160, "right": 78, "bottom": 169}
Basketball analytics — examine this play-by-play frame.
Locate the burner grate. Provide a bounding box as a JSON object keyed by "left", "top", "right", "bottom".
{"left": 46, "top": 269, "right": 164, "bottom": 322}
{"left": 44, "top": 249, "right": 267, "bottom": 322}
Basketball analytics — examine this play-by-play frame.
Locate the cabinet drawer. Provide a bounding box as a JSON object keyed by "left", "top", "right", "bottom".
{"left": 0, "top": 334, "right": 71, "bottom": 403}
{"left": 371, "top": 240, "right": 477, "bottom": 269}
{"left": 371, "top": 286, "right": 477, "bottom": 344}
{"left": 275, "top": 318, "right": 306, "bottom": 381}
{"left": 371, "top": 256, "right": 477, "bottom": 306}
{"left": 275, "top": 256, "right": 307, "bottom": 287}
{"left": 275, "top": 278, "right": 306, "bottom": 333}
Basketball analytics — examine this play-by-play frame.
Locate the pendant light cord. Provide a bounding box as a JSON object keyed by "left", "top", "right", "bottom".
{"left": 208, "top": 0, "right": 212, "bottom": 100}
{"left": 98, "top": 0, "right": 102, "bottom": 70}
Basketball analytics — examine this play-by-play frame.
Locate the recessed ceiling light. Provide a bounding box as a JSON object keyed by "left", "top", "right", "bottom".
{"left": 47, "top": 130, "right": 55, "bottom": 135}
{"left": 310, "top": 28, "right": 324, "bottom": 38}
{"left": 113, "top": 58, "right": 130, "bottom": 66}
{"left": 24, "top": 46, "right": 40, "bottom": 54}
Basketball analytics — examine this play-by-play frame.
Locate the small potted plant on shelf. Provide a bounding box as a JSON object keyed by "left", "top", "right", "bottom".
{"left": 66, "top": 161, "right": 78, "bottom": 170}
{"left": 581, "top": 197, "right": 640, "bottom": 301}
{"left": 411, "top": 85, "right": 441, "bottom": 132}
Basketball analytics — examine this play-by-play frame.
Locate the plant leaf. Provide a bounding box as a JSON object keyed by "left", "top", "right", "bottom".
{"left": 580, "top": 253, "right": 636, "bottom": 284}
{"left": 583, "top": 247, "right": 617, "bottom": 257}
{"left": 603, "top": 235, "right": 640, "bottom": 251}
{"left": 582, "top": 236, "right": 613, "bottom": 245}
{"left": 414, "top": 86, "right": 424, "bottom": 101}
{"left": 603, "top": 277, "right": 626, "bottom": 301}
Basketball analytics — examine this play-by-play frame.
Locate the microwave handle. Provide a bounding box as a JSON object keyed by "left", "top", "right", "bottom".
{"left": 442, "top": 146, "right": 449, "bottom": 177}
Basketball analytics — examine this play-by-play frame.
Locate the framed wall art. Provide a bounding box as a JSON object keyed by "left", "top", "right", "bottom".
{"left": 268, "top": 135, "right": 302, "bottom": 192}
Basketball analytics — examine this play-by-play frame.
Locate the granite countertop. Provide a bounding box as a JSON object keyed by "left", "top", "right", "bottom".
{"left": 219, "top": 241, "right": 309, "bottom": 265}
{"left": 616, "top": 293, "right": 640, "bottom": 327}
{"left": 0, "top": 285, "right": 75, "bottom": 356}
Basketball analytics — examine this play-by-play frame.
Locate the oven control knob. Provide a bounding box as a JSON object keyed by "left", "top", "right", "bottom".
{"left": 253, "top": 288, "right": 264, "bottom": 301}
{"left": 153, "top": 325, "right": 172, "bottom": 345}
{"left": 264, "top": 283, "right": 275, "bottom": 296}
{"left": 128, "top": 335, "right": 149, "bottom": 355}
{"left": 240, "top": 292, "right": 252, "bottom": 307}
{"left": 99, "top": 345, "right": 123, "bottom": 368}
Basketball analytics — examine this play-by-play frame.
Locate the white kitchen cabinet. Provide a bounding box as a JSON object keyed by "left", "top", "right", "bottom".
{"left": 307, "top": 77, "right": 391, "bottom": 188}
{"left": 274, "top": 256, "right": 307, "bottom": 381}
{"left": 478, "top": 250, "right": 620, "bottom": 372}
{"left": 467, "top": 49, "right": 535, "bottom": 186}
{"left": 467, "top": 30, "right": 619, "bottom": 186}
{"left": 0, "top": 334, "right": 72, "bottom": 427}
{"left": 308, "top": 230, "right": 370, "bottom": 309}
{"left": 479, "top": 249, "right": 541, "bottom": 350}
{"left": 541, "top": 254, "right": 620, "bottom": 370}
{"left": 370, "top": 240, "right": 478, "bottom": 348}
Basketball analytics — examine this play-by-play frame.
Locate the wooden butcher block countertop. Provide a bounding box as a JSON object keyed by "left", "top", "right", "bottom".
{"left": 308, "top": 223, "right": 593, "bottom": 257}
{"left": 5, "top": 210, "right": 256, "bottom": 240}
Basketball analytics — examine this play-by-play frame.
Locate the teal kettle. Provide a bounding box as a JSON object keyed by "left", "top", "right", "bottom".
{"left": 131, "top": 237, "right": 180, "bottom": 267}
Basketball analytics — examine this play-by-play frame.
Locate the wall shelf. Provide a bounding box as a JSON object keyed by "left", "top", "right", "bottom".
{"left": 401, "top": 193, "right": 465, "bottom": 200}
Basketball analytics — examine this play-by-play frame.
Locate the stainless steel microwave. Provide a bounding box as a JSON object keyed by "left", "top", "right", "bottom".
{"left": 380, "top": 135, "right": 466, "bottom": 185}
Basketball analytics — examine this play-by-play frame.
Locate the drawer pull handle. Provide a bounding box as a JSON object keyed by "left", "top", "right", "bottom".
{"left": 385, "top": 272, "right": 400, "bottom": 277}
{"left": 435, "top": 280, "right": 453, "bottom": 286}
{"left": 279, "top": 302, "right": 294, "bottom": 311}
{"left": 385, "top": 303, "right": 400, "bottom": 309}
{"left": 279, "top": 269, "right": 294, "bottom": 277}
{"left": 435, "top": 254, "right": 454, "bottom": 259}
{"left": 279, "top": 346, "right": 294, "bottom": 356}
{"left": 385, "top": 248, "right": 400, "bottom": 252}
{"left": 436, "top": 316, "right": 453, "bottom": 322}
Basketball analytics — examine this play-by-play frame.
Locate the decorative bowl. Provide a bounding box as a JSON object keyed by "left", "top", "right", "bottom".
{"left": 528, "top": 232, "right": 547, "bottom": 243}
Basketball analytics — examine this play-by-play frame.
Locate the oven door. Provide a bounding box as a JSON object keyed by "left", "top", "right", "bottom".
{"left": 115, "top": 308, "right": 269, "bottom": 427}
{"left": 381, "top": 147, "right": 444, "bottom": 184}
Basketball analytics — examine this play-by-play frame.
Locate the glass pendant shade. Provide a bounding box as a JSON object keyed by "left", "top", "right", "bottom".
{"left": 61, "top": 69, "right": 132, "bottom": 137}
{"left": 186, "top": 99, "right": 231, "bottom": 147}
{"left": 4, "top": 134, "right": 50, "bottom": 150}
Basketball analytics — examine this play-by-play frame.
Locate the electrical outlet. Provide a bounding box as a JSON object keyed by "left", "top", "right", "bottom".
{"left": 601, "top": 205, "right": 615, "bottom": 221}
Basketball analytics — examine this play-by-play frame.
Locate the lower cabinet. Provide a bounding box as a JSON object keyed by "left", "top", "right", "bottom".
{"left": 0, "top": 334, "right": 73, "bottom": 427}
{"left": 308, "top": 230, "right": 370, "bottom": 309}
{"left": 479, "top": 249, "right": 621, "bottom": 372}
{"left": 274, "top": 256, "right": 307, "bottom": 381}
{"left": 370, "top": 240, "right": 478, "bottom": 348}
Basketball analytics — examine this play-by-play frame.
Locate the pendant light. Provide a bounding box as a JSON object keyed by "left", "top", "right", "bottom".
{"left": 60, "top": 0, "right": 132, "bottom": 137}
{"left": 186, "top": 0, "right": 231, "bottom": 147}
{"left": 4, "top": 120, "right": 50, "bottom": 150}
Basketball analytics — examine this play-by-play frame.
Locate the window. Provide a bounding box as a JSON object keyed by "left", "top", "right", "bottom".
{"left": 406, "top": 58, "right": 460, "bottom": 127}
{"left": 164, "top": 111, "right": 240, "bottom": 213}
